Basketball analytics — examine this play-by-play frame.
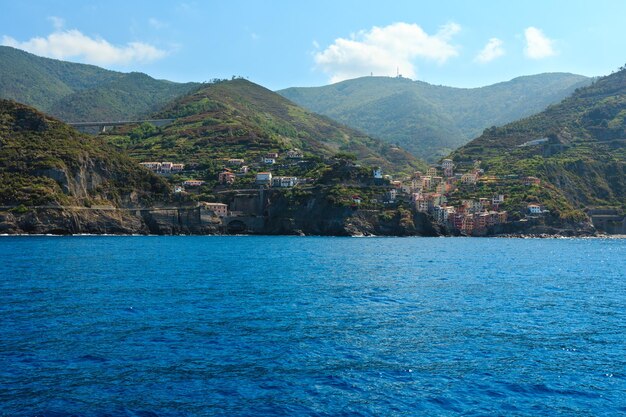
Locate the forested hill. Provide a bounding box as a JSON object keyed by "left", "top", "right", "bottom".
{"left": 0, "top": 99, "right": 169, "bottom": 207}
{"left": 111, "top": 78, "right": 425, "bottom": 174}
{"left": 278, "top": 73, "right": 592, "bottom": 161}
{"left": 452, "top": 66, "right": 626, "bottom": 215}
{"left": 0, "top": 46, "right": 198, "bottom": 122}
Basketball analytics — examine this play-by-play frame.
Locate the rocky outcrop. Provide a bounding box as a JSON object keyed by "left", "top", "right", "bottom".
{"left": 258, "top": 189, "right": 443, "bottom": 236}
{"left": 0, "top": 207, "right": 222, "bottom": 235}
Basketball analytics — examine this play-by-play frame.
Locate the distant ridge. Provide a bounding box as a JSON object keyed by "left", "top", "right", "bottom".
{"left": 278, "top": 73, "right": 592, "bottom": 161}
{"left": 0, "top": 46, "right": 199, "bottom": 122}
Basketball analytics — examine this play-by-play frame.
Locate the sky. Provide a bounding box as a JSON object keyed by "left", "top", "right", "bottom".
{"left": 2, "top": 0, "right": 626, "bottom": 90}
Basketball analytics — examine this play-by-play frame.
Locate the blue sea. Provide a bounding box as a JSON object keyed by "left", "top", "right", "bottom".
{"left": 1, "top": 236, "right": 625, "bottom": 416}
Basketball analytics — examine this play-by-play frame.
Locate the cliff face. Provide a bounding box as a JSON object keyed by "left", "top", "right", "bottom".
{"left": 260, "top": 188, "right": 442, "bottom": 236}
{"left": 0, "top": 207, "right": 223, "bottom": 235}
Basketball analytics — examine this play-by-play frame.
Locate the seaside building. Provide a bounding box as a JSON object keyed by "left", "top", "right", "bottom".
{"left": 203, "top": 202, "right": 228, "bottom": 217}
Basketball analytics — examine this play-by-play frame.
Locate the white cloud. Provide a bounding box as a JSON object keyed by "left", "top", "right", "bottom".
{"left": 474, "top": 38, "right": 504, "bottom": 63}
{"left": 47, "top": 16, "right": 65, "bottom": 30}
{"left": 314, "top": 22, "right": 461, "bottom": 83}
{"left": 524, "top": 27, "right": 556, "bottom": 59}
{"left": 1, "top": 29, "right": 168, "bottom": 66}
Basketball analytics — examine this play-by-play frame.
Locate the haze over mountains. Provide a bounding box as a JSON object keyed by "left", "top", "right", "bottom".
{"left": 279, "top": 74, "right": 593, "bottom": 161}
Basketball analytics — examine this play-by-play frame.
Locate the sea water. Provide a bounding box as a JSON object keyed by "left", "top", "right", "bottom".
{"left": 1, "top": 236, "right": 625, "bottom": 416}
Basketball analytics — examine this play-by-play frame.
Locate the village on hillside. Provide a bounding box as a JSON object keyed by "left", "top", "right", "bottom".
{"left": 138, "top": 150, "right": 548, "bottom": 235}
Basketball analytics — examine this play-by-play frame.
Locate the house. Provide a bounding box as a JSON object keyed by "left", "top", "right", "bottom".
{"left": 286, "top": 149, "right": 303, "bottom": 159}
{"left": 174, "top": 185, "right": 184, "bottom": 193}
{"left": 462, "top": 214, "right": 475, "bottom": 233}
{"left": 476, "top": 213, "right": 490, "bottom": 230}
{"left": 434, "top": 205, "right": 455, "bottom": 223}
{"left": 492, "top": 194, "right": 505, "bottom": 205}
{"left": 373, "top": 168, "right": 383, "bottom": 179}
{"left": 442, "top": 159, "right": 454, "bottom": 177}
{"left": 183, "top": 180, "right": 205, "bottom": 187}
{"left": 528, "top": 204, "right": 542, "bottom": 214}
{"left": 171, "top": 163, "right": 185, "bottom": 172}
{"left": 391, "top": 180, "right": 403, "bottom": 189}
{"left": 414, "top": 194, "right": 433, "bottom": 212}
{"left": 384, "top": 189, "right": 397, "bottom": 203}
{"left": 461, "top": 173, "right": 478, "bottom": 185}
{"left": 272, "top": 176, "right": 298, "bottom": 187}
{"left": 203, "top": 202, "right": 228, "bottom": 217}
{"left": 228, "top": 158, "right": 245, "bottom": 166}
{"left": 263, "top": 157, "right": 276, "bottom": 165}
{"left": 352, "top": 195, "right": 362, "bottom": 205}
{"left": 160, "top": 162, "right": 173, "bottom": 173}
{"left": 218, "top": 170, "right": 236, "bottom": 184}
{"left": 452, "top": 213, "right": 465, "bottom": 230}
{"left": 256, "top": 172, "right": 273, "bottom": 185}
{"left": 266, "top": 152, "right": 279, "bottom": 159}
{"left": 421, "top": 176, "right": 432, "bottom": 190}
{"left": 239, "top": 165, "right": 249, "bottom": 174}
{"left": 427, "top": 167, "right": 438, "bottom": 177}
{"left": 140, "top": 162, "right": 162, "bottom": 172}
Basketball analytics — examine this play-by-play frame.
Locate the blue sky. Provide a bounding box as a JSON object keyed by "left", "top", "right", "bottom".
{"left": 2, "top": 0, "right": 626, "bottom": 90}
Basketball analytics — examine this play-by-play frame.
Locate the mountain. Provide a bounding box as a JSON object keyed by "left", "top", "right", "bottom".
{"left": 451, "top": 67, "right": 626, "bottom": 222}
{"left": 0, "top": 99, "right": 169, "bottom": 210}
{"left": 0, "top": 46, "right": 198, "bottom": 122}
{"left": 109, "top": 78, "right": 425, "bottom": 174}
{"left": 278, "top": 73, "right": 592, "bottom": 161}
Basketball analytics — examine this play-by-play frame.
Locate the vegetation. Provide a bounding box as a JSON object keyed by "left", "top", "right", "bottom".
{"left": 451, "top": 67, "right": 626, "bottom": 217}
{"left": 278, "top": 73, "right": 592, "bottom": 161}
{"left": 106, "top": 78, "right": 426, "bottom": 175}
{"left": 0, "top": 46, "right": 198, "bottom": 122}
{"left": 0, "top": 100, "right": 170, "bottom": 206}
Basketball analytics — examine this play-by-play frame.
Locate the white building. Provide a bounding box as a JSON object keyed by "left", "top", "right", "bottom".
{"left": 492, "top": 194, "right": 505, "bottom": 205}
{"left": 272, "top": 176, "right": 298, "bottom": 187}
{"left": 256, "top": 172, "right": 273, "bottom": 185}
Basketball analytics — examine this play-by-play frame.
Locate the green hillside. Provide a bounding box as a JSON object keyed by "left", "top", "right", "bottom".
{"left": 0, "top": 46, "right": 198, "bottom": 122}
{"left": 452, "top": 67, "right": 626, "bottom": 219}
{"left": 278, "top": 73, "right": 592, "bottom": 161}
{"left": 107, "top": 78, "right": 425, "bottom": 174}
{"left": 0, "top": 99, "right": 169, "bottom": 207}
